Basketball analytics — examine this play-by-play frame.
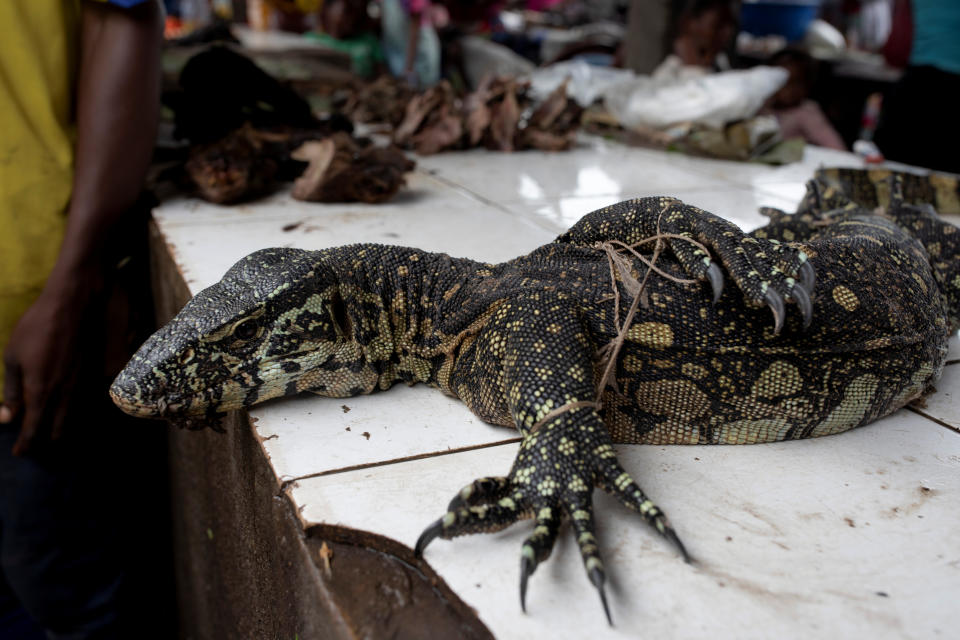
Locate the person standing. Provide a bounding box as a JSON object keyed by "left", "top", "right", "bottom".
{"left": 0, "top": 1, "right": 165, "bottom": 637}
{"left": 874, "top": 0, "right": 960, "bottom": 173}
{"left": 381, "top": 0, "right": 444, "bottom": 87}
{"left": 622, "top": 0, "right": 738, "bottom": 73}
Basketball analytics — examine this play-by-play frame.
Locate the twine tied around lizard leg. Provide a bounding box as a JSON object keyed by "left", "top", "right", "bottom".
{"left": 529, "top": 221, "right": 713, "bottom": 434}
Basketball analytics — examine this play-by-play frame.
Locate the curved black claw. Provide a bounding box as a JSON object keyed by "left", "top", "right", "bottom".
{"left": 764, "top": 288, "right": 786, "bottom": 335}
{"left": 664, "top": 527, "right": 693, "bottom": 564}
{"left": 799, "top": 260, "right": 816, "bottom": 295}
{"left": 589, "top": 568, "right": 613, "bottom": 626}
{"left": 705, "top": 262, "right": 724, "bottom": 303}
{"left": 415, "top": 517, "right": 444, "bottom": 557}
{"left": 791, "top": 283, "right": 813, "bottom": 329}
{"left": 520, "top": 555, "right": 535, "bottom": 613}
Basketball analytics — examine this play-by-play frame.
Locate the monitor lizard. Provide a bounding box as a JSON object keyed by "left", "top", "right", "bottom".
{"left": 111, "top": 167, "right": 960, "bottom": 623}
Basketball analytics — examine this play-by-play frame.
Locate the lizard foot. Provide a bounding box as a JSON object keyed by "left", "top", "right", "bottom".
{"left": 415, "top": 413, "right": 688, "bottom": 624}
{"left": 653, "top": 201, "right": 816, "bottom": 333}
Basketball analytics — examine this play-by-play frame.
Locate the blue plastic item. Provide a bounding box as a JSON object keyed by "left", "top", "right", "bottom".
{"left": 740, "top": 1, "right": 821, "bottom": 42}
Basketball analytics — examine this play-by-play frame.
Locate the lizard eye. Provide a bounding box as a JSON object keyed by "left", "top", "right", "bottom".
{"left": 232, "top": 317, "right": 261, "bottom": 341}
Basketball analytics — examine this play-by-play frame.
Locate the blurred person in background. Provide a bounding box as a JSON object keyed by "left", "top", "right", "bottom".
{"left": 763, "top": 49, "right": 846, "bottom": 150}
{"left": 321, "top": 0, "right": 373, "bottom": 39}
{"left": 0, "top": 1, "right": 167, "bottom": 637}
{"left": 874, "top": 0, "right": 960, "bottom": 173}
{"left": 622, "top": 0, "right": 739, "bottom": 74}
{"left": 381, "top": 0, "right": 446, "bottom": 86}
{"left": 380, "top": 0, "right": 505, "bottom": 88}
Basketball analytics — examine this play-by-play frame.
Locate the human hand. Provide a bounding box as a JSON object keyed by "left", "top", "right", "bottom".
{"left": 0, "top": 265, "right": 104, "bottom": 455}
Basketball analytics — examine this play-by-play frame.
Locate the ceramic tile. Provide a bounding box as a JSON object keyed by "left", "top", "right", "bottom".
{"left": 413, "top": 139, "right": 875, "bottom": 228}
{"left": 751, "top": 181, "right": 809, "bottom": 210}
{"left": 670, "top": 145, "right": 866, "bottom": 190}
{"left": 415, "top": 141, "right": 732, "bottom": 206}
{"left": 502, "top": 186, "right": 796, "bottom": 234}
{"left": 154, "top": 182, "right": 554, "bottom": 293}
{"left": 152, "top": 171, "right": 455, "bottom": 227}
{"left": 252, "top": 384, "right": 518, "bottom": 481}
{"left": 912, "top": 363, "right": 959, "bottom": 433}
{"left": 294, "top": 410, "right": 960, "bottom": 640}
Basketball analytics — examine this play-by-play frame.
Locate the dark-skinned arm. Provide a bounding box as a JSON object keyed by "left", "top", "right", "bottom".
{"left": 0, "top": 0, "right": 163, "bottom": 455}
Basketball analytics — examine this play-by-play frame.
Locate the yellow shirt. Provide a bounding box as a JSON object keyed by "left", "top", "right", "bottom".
{"left": 0, "top": 1, "right": 79, "bottom": 397}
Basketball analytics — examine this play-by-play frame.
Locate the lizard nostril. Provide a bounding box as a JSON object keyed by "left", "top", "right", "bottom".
{"left": 110, "top": 380, "right": 128, "bottom": 402}
{"left": 179, "top": 347, "right": 196, "bottom": 365}
{"left": 110, "top": 375, "right": 143, "bottom": 411}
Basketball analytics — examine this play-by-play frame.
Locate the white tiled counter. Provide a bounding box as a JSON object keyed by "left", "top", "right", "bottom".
{"left": 153, "top": 138, "right": 960, "bottom": 639}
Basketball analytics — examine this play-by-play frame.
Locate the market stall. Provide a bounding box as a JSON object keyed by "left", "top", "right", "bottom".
{"left": 150, "top": 137, "right": 960, "bottom": 638}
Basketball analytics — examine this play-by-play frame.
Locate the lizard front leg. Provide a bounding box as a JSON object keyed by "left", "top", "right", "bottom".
{"left": 554, "top": 197, "right": 816, "bottom": 333}
{"left": 416, "top": 292, "right": 688, "bottom": 623}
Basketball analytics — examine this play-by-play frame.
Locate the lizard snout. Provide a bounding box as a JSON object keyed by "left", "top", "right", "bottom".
{"left": 109, "top": 374, "right": 159, "bottom": 418}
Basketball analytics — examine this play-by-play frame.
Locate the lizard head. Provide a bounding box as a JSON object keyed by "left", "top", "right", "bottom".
{"left": 111, "top": 247, "right": 375, "bottom": 422}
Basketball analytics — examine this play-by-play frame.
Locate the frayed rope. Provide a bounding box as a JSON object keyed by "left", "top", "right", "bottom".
{"left": 529, "top": 206, "right": 712, "bottom": 433}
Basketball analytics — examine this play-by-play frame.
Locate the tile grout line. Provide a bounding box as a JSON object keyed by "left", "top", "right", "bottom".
{"left": 278, "top": 436, "right": 523, "bottom": 491}
{"left": 417, "top": 169, "right": 567, "bottom": 235}
{"left": 418, "top": 166, "right": 801, "bottom": 225}
{"left": 905, "top": 406, "right": 960, "bottom": 436}
{"left": 490, "top": 183, "right": 798, "bottom": 205}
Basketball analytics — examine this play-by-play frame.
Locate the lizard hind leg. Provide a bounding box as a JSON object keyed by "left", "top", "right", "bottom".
{"left": 597, "top": 454, "right": 692, "bottom": 564}
{"left": 446, "top": 476, "right": 512, "bottom": 511}
{"left": 416, "top": 473, "right": 617, "bottom": 624}
{"left": 414, "top": 433, "right": 692, "bottom": 625}
{"left": 414, "top": 499, "right": 532, "bottom": 558}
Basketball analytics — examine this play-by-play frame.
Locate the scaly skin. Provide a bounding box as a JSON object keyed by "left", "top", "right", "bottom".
{"left": 112, "top": 168, "right": 959, "bottom": 623}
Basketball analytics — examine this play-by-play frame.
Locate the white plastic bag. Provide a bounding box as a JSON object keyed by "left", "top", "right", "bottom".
{"left": 527, "top": 59, "right": 638, "bottom": 108}
{"left": 603, "top": 65, "right": 788, "bottom": 130}
{"left": 528, "top": 59, "right": 787, "bottom": 130}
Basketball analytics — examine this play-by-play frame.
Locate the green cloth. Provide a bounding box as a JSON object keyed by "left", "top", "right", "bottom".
{"left": 304, "top": 31, "right": 383, "bottom": 78}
